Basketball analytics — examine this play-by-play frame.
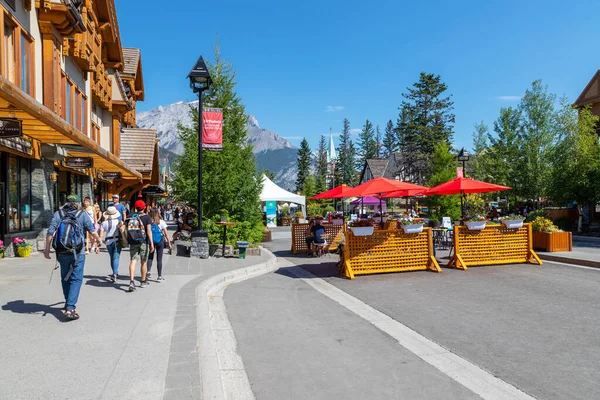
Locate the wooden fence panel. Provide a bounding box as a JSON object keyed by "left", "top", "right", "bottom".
{"left": 291, "top": 223, "right": 346, "bottom": 254}
{"left": 448, "top": 223, "right": 542, "bottom": 270}
{"left": 343, "top": 228, "right": 440, "bottom": 279}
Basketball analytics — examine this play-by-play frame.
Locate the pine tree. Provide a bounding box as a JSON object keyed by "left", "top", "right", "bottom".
{"left": 296, "top": 138, "right": 312, "bottom": 192}
{"left": 375, "top": 124, "right": 382, "bottom": 158}
{"left": 316, "top": 135, "right": 328, "bottom": 193}
{"left": 396, "top": 72, "right": 455, "bottom": 184}
{"left": 357, "top": 119, "right": 377, "bottom": 168}
{"left": 335, "top": 118, "right": 356, "bottom": 186}
{"left": 382, "top": 119, "right": 396, "bottom": 158}
{"left": 171, "top": 45, "right": 263, "bottom": 244}
{"left": 488, "top": 107, "right": 522, "bottom": 188}
{"left": 425, "top": 142, "right": 461, "bottom": 223}
{"left": 470, "top": 122, "right": 491, "bottom": 182}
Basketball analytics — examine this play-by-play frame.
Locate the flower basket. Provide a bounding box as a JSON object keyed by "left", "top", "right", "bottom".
{"left": 401, "top": 223, "right": 424, "bottom": 234}
{"left": 502, "top": 219, "right": 524, "bottom": 229}
{"left": 349, "top": 227, "right": 374, "bottom": 236}
{"left": 332, "top": 218, "right": 344, "bottom": 225}
{"left": 465, "top": 221, "right": 486, "bottom": 231}
{"left": 16, "top": 247, "right": 31, "bottom": 258}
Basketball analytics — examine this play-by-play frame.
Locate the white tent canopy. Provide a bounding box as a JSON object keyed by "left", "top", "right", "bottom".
{"left": 260, "top": 175, "right": 306, "bottom": 206}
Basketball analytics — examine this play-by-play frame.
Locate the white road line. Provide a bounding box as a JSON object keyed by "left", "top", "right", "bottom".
{"left": 284, "top": 261, "right": 536, "bottom": 400}
{"left": 543, "top": 260, "right": 600, "bottom": 271}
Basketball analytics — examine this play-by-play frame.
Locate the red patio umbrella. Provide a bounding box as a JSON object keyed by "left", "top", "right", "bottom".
{"left": 310, "top": 185, "right": 354, "bottom": 199}
{"left": 344, "top": 178, "right": 428, "bottom": 227}
{"left": 424, "top": 177, "right": 511, "bottom": 219}
{"left": 380, "top": 188, "right": 428, "bottom": 198}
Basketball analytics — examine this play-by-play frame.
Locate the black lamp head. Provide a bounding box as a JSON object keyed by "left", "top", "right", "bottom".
{"left": 187, "top": 56, "right": 212, "bottom": 93}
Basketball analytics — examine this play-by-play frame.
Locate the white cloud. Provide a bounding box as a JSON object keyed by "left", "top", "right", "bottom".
{"left": 325, "top": 105, "right": 345, "bottom": 112}
{"left": 497, "top": 96, "right": 521, "bottom": 101}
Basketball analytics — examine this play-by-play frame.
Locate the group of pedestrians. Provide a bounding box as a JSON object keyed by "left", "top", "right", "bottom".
{"left": 44, "top": 193, "right": 173, "bottom": 321}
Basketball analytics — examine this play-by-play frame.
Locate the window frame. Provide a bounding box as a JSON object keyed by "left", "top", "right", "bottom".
{"left": 61, "top": 73, "right": 87, "bottom": 133}
{"left": 0, "top": 10, "right": 35, "bottom": 96}
{"left": 6, "top": 154, "right": 31, "bottom": 233}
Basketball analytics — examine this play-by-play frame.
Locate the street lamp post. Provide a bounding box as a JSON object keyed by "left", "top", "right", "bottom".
{"left": 187, "top": 56, "right": 213, "bottom": 259}
{"left": 457, "top": 147, "right": 470, "bottom": 220}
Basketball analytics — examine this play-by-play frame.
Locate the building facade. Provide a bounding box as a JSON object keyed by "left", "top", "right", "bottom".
{"left": 0, "top": 0, "right": 158, "bottom": 255}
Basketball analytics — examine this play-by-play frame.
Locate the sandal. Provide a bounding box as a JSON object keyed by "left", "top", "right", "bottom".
{"left": 64, "top": 309, "right": 80, "bottom": 320}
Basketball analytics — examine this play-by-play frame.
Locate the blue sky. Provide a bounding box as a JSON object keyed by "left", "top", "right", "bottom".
{"left": 117, "top": 0, "right": 600, "bottom": 151}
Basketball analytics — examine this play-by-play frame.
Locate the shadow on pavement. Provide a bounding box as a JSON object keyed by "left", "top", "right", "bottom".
{"left": 1, "top": 300, "right": 65, "bottom": 321}
{"left": 275, "top": 262, "right": 346, "bottom": 280}
{"left": 84, "top": 275, "right": 130, "bottom": 292}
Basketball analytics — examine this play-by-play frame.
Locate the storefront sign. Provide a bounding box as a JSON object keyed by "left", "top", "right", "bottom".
{"left": 0, "top": 118, "right": 22, "bottom": 138}
{"left": 103, "top": 172, "right": 122, "bottom": 180}
{"left": 65, "top": 157, "right": 93, "bottom": 168}
{"left": 202, "top": 108, "right": 223, "bottom": 151}
{"left": 266, "top": 201, "right": 277, "bottom": 228}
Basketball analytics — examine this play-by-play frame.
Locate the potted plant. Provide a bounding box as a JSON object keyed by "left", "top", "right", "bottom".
{"left": 398, "top": 218, "right": 424, "bottom": 233}
{"left": 14, "top": 237, "right": 32, "bottom": 257}
{"left": 349, "top": 219, "right": 374, "bottom": 236}
{"left": 372, "top": 212, "right": 388, "bottom": 224}
{"left": 295, "top": 211, "right": 306, "bottom": 224}
{"left": 464, "top": 215, "right": 487, "bottom": 231}
{"left": 500, "top": 214, "right": 525, "bottom": 229}
{"left": 531, "top": 217, "right": 572, "bottom": 252}
{"left": 331, "top": 213, "right": 344, "bottom": 225}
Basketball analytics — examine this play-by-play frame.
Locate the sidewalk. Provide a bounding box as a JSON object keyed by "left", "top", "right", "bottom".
{"left": 537, "top": 236, "right": 600, "bottom": 268}
{"left": 0, "top": 244, "right": 270, "bottom": 400}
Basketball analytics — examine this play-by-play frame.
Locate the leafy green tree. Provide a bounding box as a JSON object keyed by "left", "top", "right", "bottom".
{"left": 425, "top": 142, "right": 461, "bottom": 222}
{"left": 375, "top": 124, "right": 382, "bottom": 158}
{"left": 382, "top": 119, "right": 396, "bottom": 158}
{"left": 335, "top": 118, "right": 357, "bottom": 186}
{"left": 171, "top": 46, "right": 263, "bottom": 244}
{"left": 316, "top": 135, "right": 328, "bottom": 193}
{"left": 549, "top": 100, "right": 600, "bottom": 230}
{"left": 396, "top": 72, "right": 455, "bottom": 184}
{"left": 518, "top": 80, "right": 557, "bottom": 201}
{"left": 295, "top": 138, "right": 312, "bottom": 192}
{"left": 470, "top": 121, "right": 491, "bottom": 181}
{"left": 357, "top": 119, "right": 377, "bottom": 167}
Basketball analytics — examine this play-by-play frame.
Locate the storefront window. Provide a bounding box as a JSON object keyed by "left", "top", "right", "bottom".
{"left": 7, "top": 155, "right": 30, "bottom": 232}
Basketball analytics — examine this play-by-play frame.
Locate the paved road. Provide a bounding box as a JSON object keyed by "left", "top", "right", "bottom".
{"left": 226, "top": 227, "right": 600, "bottom": 400}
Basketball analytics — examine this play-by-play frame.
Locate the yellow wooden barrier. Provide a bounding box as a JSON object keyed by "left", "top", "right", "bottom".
{"left": 291, "top": 223, "right": 346, "bottom": 254}
{"left": 342, "top": 228, "right": 440, "bottom": 279}
{"left": 448, "top": 223, "right": 542, "bottom": 270}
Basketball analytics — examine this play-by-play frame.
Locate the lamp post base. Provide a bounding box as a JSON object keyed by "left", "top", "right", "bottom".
{"left": 190, "top": 230, "right": 209, "bottom": 259}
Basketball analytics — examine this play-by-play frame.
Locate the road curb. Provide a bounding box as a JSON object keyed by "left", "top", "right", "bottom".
{"left": 196, "top": 247, "right": 278, "bottom": 400}
{"left": 538, "top": 253, "right": 600, "bottom": 269}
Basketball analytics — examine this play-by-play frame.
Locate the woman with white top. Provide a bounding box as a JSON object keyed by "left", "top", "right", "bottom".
{"left": 83, "top": 197, "right": 96, "bottom": 254}
{"left": 99, "top": 206, "right": 122, "bottom": 283}
{"left": 147, "top": 208, "right": 172, "bottom": 282}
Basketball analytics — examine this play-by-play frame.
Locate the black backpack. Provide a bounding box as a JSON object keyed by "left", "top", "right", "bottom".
{"left": 127, "top": 213, "right": 147, "bottom": 244}
{"left": 52, "top": 210, "right": 85, "bottom": 254}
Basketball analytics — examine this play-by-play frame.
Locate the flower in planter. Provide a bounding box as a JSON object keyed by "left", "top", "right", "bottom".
{"left": 349, "top": 219, "right": 373, "bottom": 228}
{"left": 13, "top": 237, "right": 32, "bottom": 250}
{"left": 464, "top": 215, "right": 487, "bottom": 222}
{"left": 398, "top": 218, "right": 424, "bottom": 226}
{"left": 499, "top": 214, "right": 524, "bottom": 221}
{"left": 531, "top": 216, "right": 560, "bottom": 233}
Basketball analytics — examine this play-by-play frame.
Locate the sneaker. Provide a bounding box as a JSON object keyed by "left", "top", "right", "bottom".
{"left": 140, "top": 280, "right": 149, "bottom": 288}
{"left": 147, "top": 272, "right": 152, "bottom": 279}
{"left": 128, "top": 282, "right": 136, "bottom": 292}
{"left": 64, "top": 309, "right": 80, "bottom": 320}
{"left": 110, "top": 274, "right": 117, "bottom": 283}
{"left": 157, "top": 276, "right": 165, "bottom": 283}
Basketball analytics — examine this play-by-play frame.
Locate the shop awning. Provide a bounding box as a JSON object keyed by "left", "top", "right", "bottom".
{"left": 0, "top": 75, "right": 142, "bottom": 180}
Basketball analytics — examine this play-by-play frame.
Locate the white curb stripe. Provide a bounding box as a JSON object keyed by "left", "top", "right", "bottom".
{"left": 285, "top": 262, "right": 536, "bottom": 400}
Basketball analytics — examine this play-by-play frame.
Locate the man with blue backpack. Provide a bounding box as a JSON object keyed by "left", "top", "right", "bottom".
{"left": 44, "top": 194, "right": 102, "bottom": 321}
{"left": 126, "top": 200, "right": 154, "bottom": 292}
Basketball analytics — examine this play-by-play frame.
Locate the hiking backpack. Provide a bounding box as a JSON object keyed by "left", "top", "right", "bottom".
{"left": 127, "top": 213, "right": 147, "bottom": 244}
{"left": 52, "top": 210, "right": 85, "bottom": 254}
{"left": 150, "top": 222, "right": 163, "bottom": 245}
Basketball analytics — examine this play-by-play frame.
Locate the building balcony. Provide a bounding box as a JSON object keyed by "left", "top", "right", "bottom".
{"left": 92, "top": 63, "right": 112, "bottom": 110}
{"left": 37, "top": 0, "right": 86, "bottom": 36}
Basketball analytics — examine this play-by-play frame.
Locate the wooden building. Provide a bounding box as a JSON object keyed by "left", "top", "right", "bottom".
{"left": 0, "top": 0, "right": 157, "bottom": 253}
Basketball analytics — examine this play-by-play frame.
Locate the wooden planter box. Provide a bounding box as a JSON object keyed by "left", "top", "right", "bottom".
{"left": 262, "top": 230, "right": 272, "bottom": 242}
{"left": 532, "top": 231, "right": 572, "bottom": 252}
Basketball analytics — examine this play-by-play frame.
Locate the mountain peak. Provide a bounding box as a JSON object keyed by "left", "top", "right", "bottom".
{"left": 247, "top": 115, "right": 260, "bottom": 128}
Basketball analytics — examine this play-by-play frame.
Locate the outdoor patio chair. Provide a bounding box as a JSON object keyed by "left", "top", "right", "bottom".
{"left": 314, "top": 233, "right": 333, "bottom": 257}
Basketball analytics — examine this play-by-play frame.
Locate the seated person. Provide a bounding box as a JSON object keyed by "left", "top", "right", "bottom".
{"left": 310, "top": 218, "right": 326, "bottom": 255}
{"left": 305, "top": 219, "right": 315, "bottom": 254}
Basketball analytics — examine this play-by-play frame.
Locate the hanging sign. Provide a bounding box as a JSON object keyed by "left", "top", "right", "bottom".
{"left": 0, "top": 118, "right": 22, "bottom": 138}
{"left": 266, "top": 201, "right": 277, "bottom": 228}
{"left": 103, "top": 172, "right": 122, "bottom": 180}
{"left": 65, "top": 157, "right": 93, "bottom": 168}
{"left": 202, "top": 108, "right": 223, "bottom": 151}
{"left": 456, "top": 167, "right": 464, "bottom": 178}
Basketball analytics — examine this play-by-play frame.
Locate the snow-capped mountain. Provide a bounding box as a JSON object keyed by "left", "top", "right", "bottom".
{"left": 137, "top": 101, "right": 300, "bottom": 190}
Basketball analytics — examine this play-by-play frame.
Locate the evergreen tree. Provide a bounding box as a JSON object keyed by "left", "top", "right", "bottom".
{"left": 488, "top": 107, "right": 522, "bottom": 190}
{"left": 382, "top": 119, "right": 396, "bottom": 158}
{"left": 261, "top": 170, "right": 276, "bottom": 180}
{"left": 396, "top": 72, "right": 455, "bottom": 184}
{"left": 335, "top": 118, "right": 357, "bottom": 186}
{"left": 316, "top": 135, "right": 328, "bottom": 193}
{"left": 470, "top": 122, "right": 491, "bottom": 181}
{"left": 425, "top": 142, "right": 461, "bottom": 223}
{"left": 171, "top": 46, "right": 263, "bottom": 244}
{"left": 295, "top": 138, "right": 312, "bottom": 193}
{"left": 518, "top": 80, "right": 557, "bottom": 201}
{"left": 357, "top": 119, "right": 377, "bottom": 167}
{"left": 375, "top": 124, "right": 382, "bottom": 158}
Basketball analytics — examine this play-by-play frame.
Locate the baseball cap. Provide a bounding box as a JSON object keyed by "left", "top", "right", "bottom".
{"left": 112, "top": 194, "right": 119, "bottom": 199}
{"left": 66, "top": 194, "right": 81, "bottom": 203}
{"left": 134, "top": 200, "right": 146, "bottom": 210}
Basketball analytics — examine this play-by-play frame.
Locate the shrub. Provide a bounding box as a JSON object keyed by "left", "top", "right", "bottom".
{"left": 531, "top": 216, "right": 559, "bottom": 233}
{"left": 525, "top": 209, "right": 547, "bottom": 222}
{"left": 553, "top": 217, "right": 576, "bottom": 232}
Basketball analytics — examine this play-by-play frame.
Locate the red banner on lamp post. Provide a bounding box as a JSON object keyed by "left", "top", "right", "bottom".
{"left": 202, "top": 108, "right": 223, "bottom": 151}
